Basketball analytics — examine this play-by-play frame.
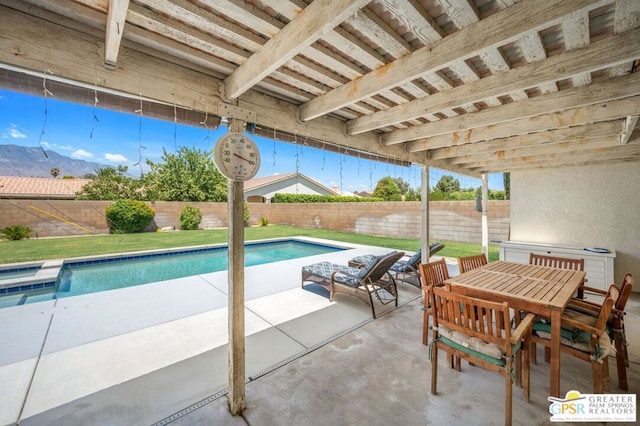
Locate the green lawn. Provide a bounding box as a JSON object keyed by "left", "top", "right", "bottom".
{"left": 0, "top": 225, "right": 499, "bottom": 264}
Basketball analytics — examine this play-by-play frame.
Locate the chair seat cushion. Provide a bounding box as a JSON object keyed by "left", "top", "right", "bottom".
{"left": 438, "top": 325, "right": 505, "bottom": 360}
{"left": 533, "top": 313, "right": 616, "bottom": 362}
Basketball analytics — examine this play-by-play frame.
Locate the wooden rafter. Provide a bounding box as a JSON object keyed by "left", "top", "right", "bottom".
{"left": 222, "top": 0, "right": 372, "bottom": 100}
{"left": 353, "top": 26, "right": 640, "bottom": 136}
{"left": 384, "top": 72, "right": 640, "bottom": 145}
{"left": 408, "top": 96, "right": 640, "bottom": 152}
{"left": 299, "top": 0, "right": 604, "bottom": 123}
{"left": 104, "top": 0, "right": 129, "bottom": 68}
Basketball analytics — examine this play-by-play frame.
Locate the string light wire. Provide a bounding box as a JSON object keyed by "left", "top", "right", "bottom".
{"left": 38, "top": 70, "right": 54, "bottom": 158}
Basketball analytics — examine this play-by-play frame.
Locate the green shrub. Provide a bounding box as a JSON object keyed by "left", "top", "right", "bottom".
{"left": 1, "top": 225, "right": 34, "bottom": 240}
{"left": 273, "top": 193, "right": 383, "bottom": 203}
{"left": 180, "top": 204, "right": 202, "bottom": 230}
{"left": 243, "top": 202, "right": 250, "bottom": 227}
{"left": 105, "top": 199, "right": 155, "bottom": 234}
{"left": 259, "top": 217, "right": 270, "bottom": 226}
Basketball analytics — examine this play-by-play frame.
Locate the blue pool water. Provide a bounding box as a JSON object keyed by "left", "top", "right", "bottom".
{"left": 0, "top": 240, "right": 343, "bottom": 308}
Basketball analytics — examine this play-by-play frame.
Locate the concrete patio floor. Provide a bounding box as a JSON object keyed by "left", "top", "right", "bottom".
{"left": 1, "top": 238, "right": 638, "bottom": 425}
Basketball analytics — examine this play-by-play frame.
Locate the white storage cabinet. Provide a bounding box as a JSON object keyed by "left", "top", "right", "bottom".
{"left": 499, "top": 241, "right": 616, "bottom": 291}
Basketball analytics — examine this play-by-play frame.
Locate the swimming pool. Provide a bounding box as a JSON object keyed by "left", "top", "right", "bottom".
{"left": 0, "top": 239, "right": 345, "bottom": 308}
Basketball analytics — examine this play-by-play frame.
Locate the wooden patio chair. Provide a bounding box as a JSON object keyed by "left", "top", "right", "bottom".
{"left": 349, "top": 242, "right": 446, "bottom": 288}
{"left": 530, "top": 284, "right": 619, "bottom": 394}
{"left": 457, "top": 253, "right": 488, "bottom": 274}
{"left": 418, "top": 258, "right": 449, "bottom": 345}
{"left": 430, "top": 284, "right": 535, "bottom": 426}
{"left": 301, "top": 251, "right": 405, "bottom": 319}
{"left": 565, "top": 273, "right": 634, "bottom": 390}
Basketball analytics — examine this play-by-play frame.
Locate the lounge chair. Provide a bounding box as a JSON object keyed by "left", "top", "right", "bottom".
{"left": 348, "top": 243, "right": 445, "bottom": 288}
{"left": 301, "top": 251, "right": 405, "bottom": 319}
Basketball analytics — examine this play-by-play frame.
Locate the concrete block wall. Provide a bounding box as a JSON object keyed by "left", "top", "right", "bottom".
{"left": 0, "top": 199, "right": 510, "bottom": 244}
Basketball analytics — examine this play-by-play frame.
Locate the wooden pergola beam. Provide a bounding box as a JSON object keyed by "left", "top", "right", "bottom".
{"left": 407, "top": 96, "right": 640, "bottom": 152}
{"left": 620, "top": 116, "right": 639, "bottom": 144}
{"left": 464, "top": 142, "right": 640, "bottom": 172}
{"left": 429, "top": 121, "right": 623, "bottom": 160}
{"left": 299, "top": 0, "right": 602, "bottom": 122}
{"left": 222, "top": 0, "right": 372, "bottom": 100}
{"left": 104, "top": 0, "right": 130, "bottom": 68}
{"left": 448, "top": 136, "right": 620, "bottom": 165}
{"left": 384, "top": 72, "right": 640, "bottom": 146}
{"left": 363, "top": 26, "right": 640, "bottom": 139}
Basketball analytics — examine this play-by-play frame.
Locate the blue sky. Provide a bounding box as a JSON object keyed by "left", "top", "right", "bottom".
{"left": 0, "top": 88, "right": 504, "bottom": 193}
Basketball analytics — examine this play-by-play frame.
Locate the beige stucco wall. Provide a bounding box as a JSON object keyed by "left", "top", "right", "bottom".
{"left": 510, "top": 162, "right": 640, "bottom": 291}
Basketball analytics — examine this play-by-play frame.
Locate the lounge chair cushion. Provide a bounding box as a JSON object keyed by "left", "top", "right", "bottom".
{"left": 351, "top": 254, "right": 377, "bottom": 265}
{"left": 391, "top": 249, "right": 422, "bottom": 273}
{"left": 301, "top": 262, "right": 362, "bottom": 287}
{"left": 358, "top": 254, "right": 387, "bottom": 278}
{"left": 352, "top": 250, "right": 416, "bottom": 273}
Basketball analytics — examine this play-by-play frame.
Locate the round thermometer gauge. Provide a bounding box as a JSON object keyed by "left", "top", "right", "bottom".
{"left": 213, "top": 132, "right": 260, "bottom": 181}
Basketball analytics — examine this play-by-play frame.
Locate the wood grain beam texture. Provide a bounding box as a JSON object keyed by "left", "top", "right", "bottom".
{"left": 428, "top": 121, "right": 624, "bottom": 160}
{"left": 104, "top": 0, "right": 129, "bottom": 68}
{"left": 384, "top": 72, "right": 640, "bottom": 145}
{"left": 221, "top": 0, "right": 371, "bottom": 100}
{"left": 363, "top": 26, "right": 640, "bottom": 138}
{"left": 407, "top": 96, "right": 640, "bottom": 152}
{"left": 299, "top": 0, "right": 606, "bottom": 122}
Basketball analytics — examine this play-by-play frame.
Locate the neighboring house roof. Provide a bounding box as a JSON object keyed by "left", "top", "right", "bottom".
{"left": 0, "top": 176, "right": 91, "bottom": 199}
{"left": 245, "top": 173, "right": 338, "bottom": 201}
{"left": 246, "top": 173, "right": 336, "bottom": 193}
{"left": 0, "top": 173, "right": 337, "bottom": 200}
{"left": 331, "top": 185, "right": 360, "bottom": 197}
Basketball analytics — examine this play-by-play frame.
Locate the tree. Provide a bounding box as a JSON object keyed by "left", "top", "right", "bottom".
{"left": 392, "top": 177, "right": 410, "bottom": 196}
{"left": 372, "top": 176, "right": 402, "bottom": 201}
{"left": 405, "top": 187, "right": 421, "bottom": 201}
{"left": 50, "top": 168, "right": 60, "bottom": 178}
{"left": 434, "top": 175, "right": 460, "bottom": 193}
{"left": 503, "top": 172, "right": 510, "bottom": 200}
{"left": 76, "top": 166, "right": 145, "bottom": 200}
{"left": 144, "top": 146, "right": 227, "bottom": 202}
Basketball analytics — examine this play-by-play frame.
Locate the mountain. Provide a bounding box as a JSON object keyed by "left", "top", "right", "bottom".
{"left": 0, "top": 144, "right": 111, "bottom": 177}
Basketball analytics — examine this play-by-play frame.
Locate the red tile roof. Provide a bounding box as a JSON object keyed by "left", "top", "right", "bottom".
{"left": 0, "top": 176, "right": 91, "bottom": 199}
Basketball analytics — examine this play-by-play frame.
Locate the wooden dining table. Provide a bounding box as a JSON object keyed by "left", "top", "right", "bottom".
{"left": 444, "top": 260, "right": 586, "bottom": 398}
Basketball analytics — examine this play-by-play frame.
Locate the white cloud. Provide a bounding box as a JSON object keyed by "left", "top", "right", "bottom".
{"left": 71, "top": 149, "right": 94, "bottom": 159}
{"left": 3, "top": 123, "right": 26, "bottom": 139}
{"left": 104, "top": 153, "right": 128, "bottom": 162}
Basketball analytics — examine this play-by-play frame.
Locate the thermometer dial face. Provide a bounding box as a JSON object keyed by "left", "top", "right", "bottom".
{"left": 213, "top": 133, "right": 260, "bottom": 181}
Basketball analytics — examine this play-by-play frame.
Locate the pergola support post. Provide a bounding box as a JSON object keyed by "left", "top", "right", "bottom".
{"left": 481, "top": 173, "right": 489, "bottom": 258}
{"left": 421, "top": 165, "right": 430, "bottom": 264}
{"left": 227, "top": 119, "right": 246, "bottom": 415}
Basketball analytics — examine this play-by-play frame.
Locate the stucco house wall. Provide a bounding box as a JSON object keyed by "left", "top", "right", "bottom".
{"left": 510, "top": 162, "right": 639, "bottom": 291}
